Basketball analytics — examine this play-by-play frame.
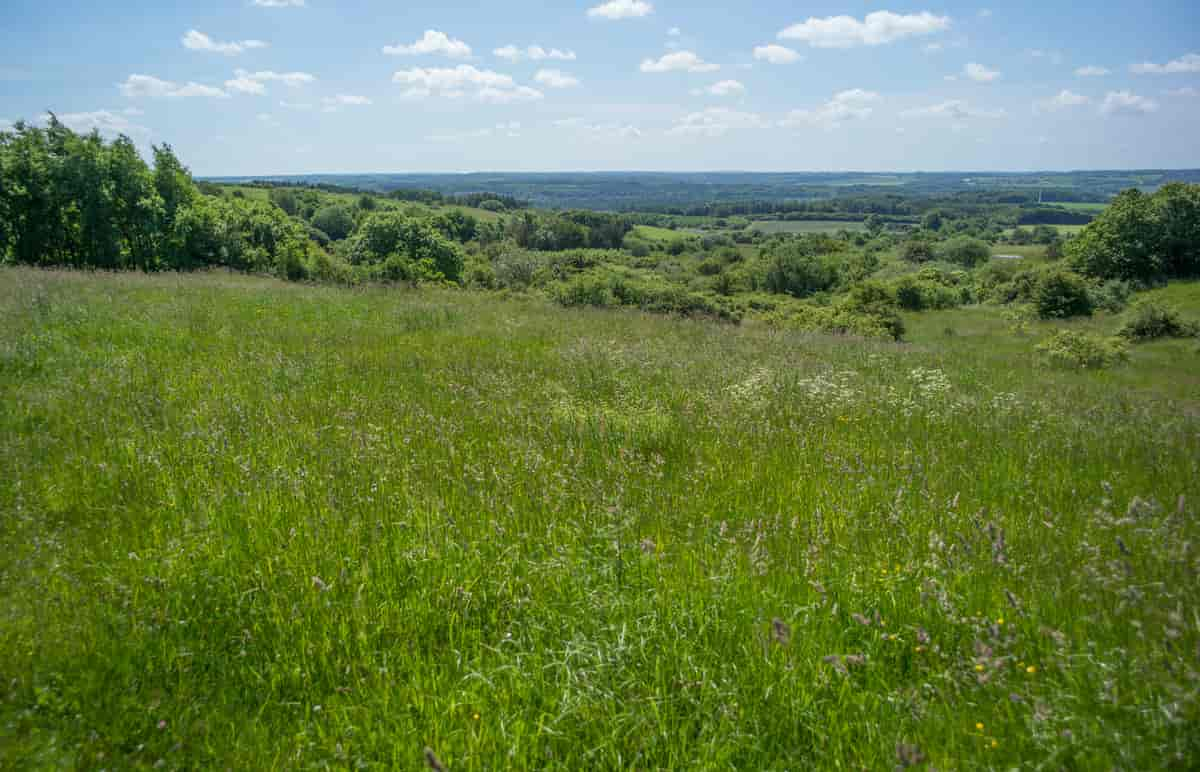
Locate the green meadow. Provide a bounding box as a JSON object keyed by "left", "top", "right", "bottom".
{"left": 2, "top": 267, "right": 1197, "bottom": 769}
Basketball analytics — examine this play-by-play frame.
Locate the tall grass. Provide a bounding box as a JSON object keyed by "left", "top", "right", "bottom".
{"left": 1, "top": 267, "right": 1197, "bottom": 769}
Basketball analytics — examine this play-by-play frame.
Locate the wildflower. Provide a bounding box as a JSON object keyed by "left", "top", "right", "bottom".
{"left": 311, "top": 575, "right": 329, "bottom": 592}
{"left": 473, "top": 712, "right": 480, "bottom": 721}
{"left": 1026, "top": 665, "right": 1037, "bottom": 674}
{"left": 990, "top": 739, "right": 999, "bottom": 749}
{"left": 157, "top": 720, "right": 167, "bottom": 730}
{"left": 639, "top": 537, "right": 656, "bottom": 555}
{"left": 975, "top": 722, "right": 984, "bottom": 732}
{"left": 914, "top": 645, "right": 926, "bottom": 653}
{"left": 851, "top": 612, "right": 871, "bottom": 626}
{"left": 975, "top": 664, "right": 986, "bottom": 672}
{"left": 996, "top": 618, "right": 1005, "bottom": 626}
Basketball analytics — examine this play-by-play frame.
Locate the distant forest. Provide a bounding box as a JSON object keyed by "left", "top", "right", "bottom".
{"left": 207, "top": 170, "right": 1200, "bottom": 213}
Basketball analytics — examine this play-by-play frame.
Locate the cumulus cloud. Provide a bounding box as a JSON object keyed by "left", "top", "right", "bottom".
{"left": 1034, "top": 89, "right": 1090, "bottom": 113}
{"left": 392, "top": 65, "right": 544, "bottom": 103}
{"left": 494, "top": 44, "right": 576, "bottom": 62}
{"left": 1130, "top": 53, "right": 1200, "bottom": 75}
{"left": 225, "top": 69, "right": 316, "bottom": 95}
{"left": 691, "top": 79, "right": 745, "bottom": 96}
{"left": 778, "top": 11, "right": 950, "bottom": 48}
{"left": 779, "top": 89, "right": 879, "bottom": 130}
{"left": 119, "top": 74, "right": 228, "bottom": 99}
{"left": 964, "top": 62, "right": 1000, "bottom": 82}
{"left": 1101, "top": 90, "right": 1159, "bottom": 114}
{"left": 640, "top": 51, "right": 719, "bottom": 73}
{"left": 667, "top": 107, "right": 768, "bottom": 137}
{"left": 384, "top": 30, "right": 472, "bottom": 58}
{"left": 1166, "top": 86, "right": 1198, "bottom": 98}
{"left": 587, "top": 0, "right": 653, "bottom": 20}
{"left": 752, "top": 44, "right": 801, "bottom": 64}
{"left": 1075, "top": 65, "right": 1109, "bottom": 77}
{"left": 901, "top": 99, "right": 1005, "bottom": 120}
{"left": 55, "top": 109, "right": 150, "bottom": 137}
{"left": 534, "top": 69, "right": 580, "bottom": 88}
{"left": 182, "top": 30, "right": 267, "bottom": 56}
{"left": 667, "top": 27, "right": 681, "bottom": 36}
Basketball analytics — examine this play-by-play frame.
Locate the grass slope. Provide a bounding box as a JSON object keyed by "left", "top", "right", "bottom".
{"left": 1, "top": 268, "right": 1198, "bottom": 769}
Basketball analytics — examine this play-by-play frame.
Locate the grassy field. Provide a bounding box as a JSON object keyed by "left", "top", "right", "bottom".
{"left": 749, "top": 220, "right": 867, "bottom": 234}
{"left": 2, "top": 268, "right": 1198, "bottom": 769}
{"left": 1053, "top": 202, "right": 1109, "bottom": 214}
{"left": 632, "top": 224, "right": 694, "bottom": 242}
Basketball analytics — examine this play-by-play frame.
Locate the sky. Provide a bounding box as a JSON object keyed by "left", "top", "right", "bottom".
{"left": 1, "top": 0, "right": 1198, "bottom": 175}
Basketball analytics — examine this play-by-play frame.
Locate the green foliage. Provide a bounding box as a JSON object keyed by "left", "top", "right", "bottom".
{"left": 268, "top": 187, "right": 301, "bottom": 216}
{"left": 934, "top": 236, "right": 991, "bottom": 268}
{"left": 900, "top": 237, "right": 936, "bottom": 263}
{"left": 1117, "top": 299, "right": 1200, "bottom": 341}
{"left": 1033, "top": 271, "right": 1094, "bottom": 319}
{"left": 311, "top": 205, "right": 356, "bottom": 241}
{"left": 762, "top": 240, "right": 843, "bottom": 298}
{"left": 1067, "top": 184, "right": 1200, "bottom": 281}
{"left": 348, "top": 211, "right": 464, "bottom": 282}
{"left": 1036, "top": 330, "right": 1128, "bottom": 369}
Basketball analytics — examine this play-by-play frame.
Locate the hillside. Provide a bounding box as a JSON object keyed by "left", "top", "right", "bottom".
{"left": 2, "top": 268, "right": 1198, "bottom": 768}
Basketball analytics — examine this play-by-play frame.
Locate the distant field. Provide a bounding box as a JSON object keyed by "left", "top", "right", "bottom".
{"left": 633, "top": 224, "right": 693, "bottom": 242}
{"left": 1054, "top": 202, "right": 1109, "bottom": 213}
{"left": 749, "top": 220, "right": 867, "bottom": 234}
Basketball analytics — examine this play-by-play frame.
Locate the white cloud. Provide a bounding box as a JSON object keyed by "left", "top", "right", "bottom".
{"left": 667, "top": 107, "right": 768, "bottom": 137}
{"left": 587, "top": 0, "right": 653, "bottom": 20}
{"left": 477, "top": 85, "right": 544, "bottom": 104}
{"left": 393, "top": 64, "right": 515, "bottom": 98}
{"left": 1130, "top": 53, "right": 1200, "bottom": 75}
{"left": 494, "top": 44, "right": 576, "bottom": 62}
{"left": 383, "top": 30, "right": 472, "bottom": 59}
{"left": 752, "top": 44, "right": 801, "bottom": 64}
{"left": 182, "top": 29, "right": 267, "bottom": 56}
{"left": 236, "top": 69, "right": 316, "bottom": 88}
{"left": 640, "top": 51, "right": 719, "bottom": 73}
{"left": 964, "top": 62, "right": 1000, "bottom": 83}
{"left": 555, "top": 118, "right": 642, "bottom": 139}
{"left": 977, "top": 8, "right": 992, "bottom": 18}
{"left": 1166, "top": 86, "right": 1198, "bottom": 98}
{"left": 225, "top": 75, "right": 267, "bottom": 95}
{"left": 56, "top": 109, "right": 150, "bottom": 137}
{"left": 1075, "top": 65, "right": 1109, "bottom": 77}
{"left": 1034, "top": 89, "right": 1090, "bottom": 113}
{"left": 778, "top": 11, "right": 950, "bottom": 48}
{"left": 692, "top": 79, "right": 745, "bottom": 96}
{"left": 279, "top": 100, "right": 313, "bottom": 110}
{"left": 534, "top": 69, "right": 580, "bottom": 88}
{"left": 1101, "top": 90, "right": 1159, "bottom": 115}
{"left": 902, "top": 99, "right": 1005, "bottom": 120}
{"left": 779, "top": 89, "right": 879, "bottom": 130}
{"left": 119, "top": 74, "right": 228, "bottom": 99}
{"left": 667, "top": 27, "right": 681, "bottom": 36}
{"left": 252, "top": 0, "right": 304, "bottom": 6}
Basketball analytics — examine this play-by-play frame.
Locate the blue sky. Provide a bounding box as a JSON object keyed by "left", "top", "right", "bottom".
{"left": 2, "top": 0, "right": 1198, "bottom": 174}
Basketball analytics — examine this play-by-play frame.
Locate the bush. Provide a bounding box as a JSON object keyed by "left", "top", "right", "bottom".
{"left": 312, "top": 205, "right": 356, "bottom": 241}
{"left": 934, "top": 236, "right": 991, "bottom": 268}
{"left": 1033, "top": 271, "right": 1094, "bottom": 319}
{"left": 763, "top": 244, "right": 841, "bottom": 298}
{"left": 1089, "top": 279, "right": 1132, "bottom": 313}
{"left": 900, "top": 238, "right": 935, "bottom": 263}
{"left": 1117, "top": 300, "right": 1200, "bottom": 341}
{"left": 697, "top": 258, "right": 723, "bottom": 276}
{"left": 1036, "top": 330, "right": 1128, "bottom": 369}
{"left": 494, "top": 251, "right": 541, "bottom": 290}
